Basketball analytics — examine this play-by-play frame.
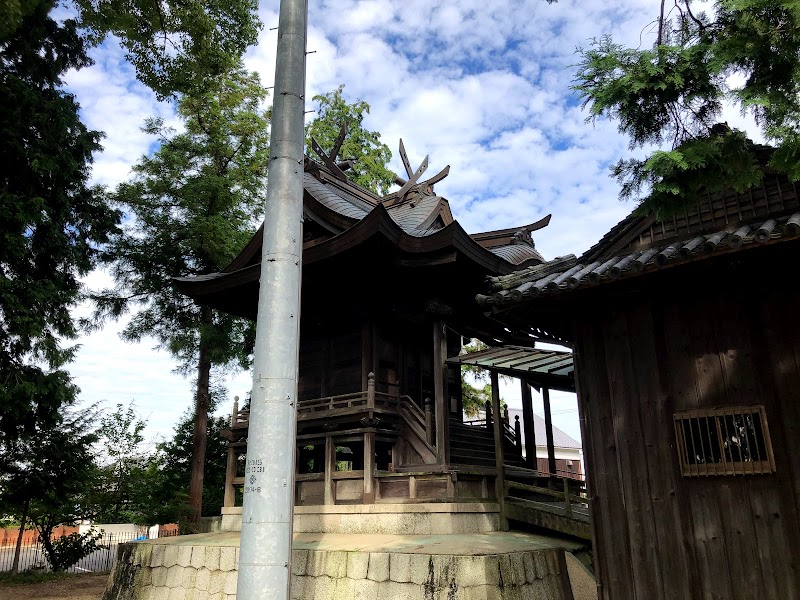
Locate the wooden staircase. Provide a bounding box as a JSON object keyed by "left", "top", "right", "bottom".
{"left": 449, "top": 418, "right": 527, "bottom": 469}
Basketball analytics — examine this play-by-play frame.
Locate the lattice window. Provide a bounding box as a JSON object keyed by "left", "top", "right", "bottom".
{"left": 673, "top": 406, "right": 776, "bottom": 476}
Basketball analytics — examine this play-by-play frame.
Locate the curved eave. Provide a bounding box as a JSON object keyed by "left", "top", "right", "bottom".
{"left": 219, "top": 189, "right": 359, "bottom": 274}
{"left": 176, "top": 204, "right": 519, "bottom": 301}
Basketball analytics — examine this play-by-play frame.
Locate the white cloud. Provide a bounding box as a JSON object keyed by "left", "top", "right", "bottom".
{"left": 61, "top": 0, "right": 766, "bottom": 444}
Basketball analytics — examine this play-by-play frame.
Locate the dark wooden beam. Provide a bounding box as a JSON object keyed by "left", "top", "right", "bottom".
{"left": 521, "top": 380, "right": 537, "bottom": 471}
{"left": 491, "top": 370, "right": 508, "bottom": 530}
{"left": 542, "top": 387, "right": 557, "bottom": 477}
{"left": 433, "top": 320, "right": 450, "bottom": 465}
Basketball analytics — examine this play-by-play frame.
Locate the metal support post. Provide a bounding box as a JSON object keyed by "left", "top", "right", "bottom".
{"left": 237, "top": 1, "right": 307, "bottom": 598}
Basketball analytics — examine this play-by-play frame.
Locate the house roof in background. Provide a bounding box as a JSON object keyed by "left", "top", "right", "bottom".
{"left": 507, "top": 408, "right": 581, "bottom": 449}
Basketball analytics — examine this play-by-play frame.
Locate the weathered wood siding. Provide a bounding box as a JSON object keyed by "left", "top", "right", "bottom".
{"left": 574, "top": 266, "right": 800, "bottom": 600}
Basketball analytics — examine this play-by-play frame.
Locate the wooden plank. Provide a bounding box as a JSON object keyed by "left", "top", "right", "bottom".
{"left": 574, "top": 316, "right": 634, "bottom": 600}
{"left": 644, "top": 301, "right": 700, "bottom": 598}
{"left": 602, "top": 307, "right": 664, "bottom": 600}
{"left": 679, "top": 296, "right": 735, "bottom": 599}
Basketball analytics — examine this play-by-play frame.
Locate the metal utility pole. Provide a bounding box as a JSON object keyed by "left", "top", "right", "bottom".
{"left": 237, "top": 0, "right": 307, "bottom": 598}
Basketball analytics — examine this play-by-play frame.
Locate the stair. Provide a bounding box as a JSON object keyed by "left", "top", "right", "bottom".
{"left": 449, "top": 419, "right": 527, "bottom": 469}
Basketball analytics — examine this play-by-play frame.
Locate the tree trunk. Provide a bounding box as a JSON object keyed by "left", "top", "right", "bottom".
{"left": 188, "top": 306, "right": 212, "bottom": 530}
{"left": 36, "top": 522, "right": 57, "bottom": 570}
{"left": 10, "top": 499, "right": 29, "bottom": 574}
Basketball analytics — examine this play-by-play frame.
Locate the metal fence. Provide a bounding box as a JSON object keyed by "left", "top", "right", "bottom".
{"left": 0, "top": 529, "right": 179, "bottom": 574}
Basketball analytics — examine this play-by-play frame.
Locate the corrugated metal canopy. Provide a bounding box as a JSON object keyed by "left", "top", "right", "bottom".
{"left": 447, "top": 346, "right": 574, "bottom": 392}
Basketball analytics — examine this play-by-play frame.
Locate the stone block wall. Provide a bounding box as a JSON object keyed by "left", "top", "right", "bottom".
{"left": 221, "top": 503, "right": 501, "bottom": 535}
{"left": 104, "top": 539, "right": 574, "bottom": 600}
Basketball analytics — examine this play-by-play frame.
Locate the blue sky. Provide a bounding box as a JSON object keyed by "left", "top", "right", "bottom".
{"left": 65, "top": 0, "right": 759, "bottom": 444}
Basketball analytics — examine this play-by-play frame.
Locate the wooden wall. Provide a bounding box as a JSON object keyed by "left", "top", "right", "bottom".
{"left": 573, "top": 260, "right": 800, "bottom": 600}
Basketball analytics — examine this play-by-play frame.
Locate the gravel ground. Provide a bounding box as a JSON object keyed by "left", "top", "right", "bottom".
{"left": 0, "top": 573, "right": 107, "bottom": 600}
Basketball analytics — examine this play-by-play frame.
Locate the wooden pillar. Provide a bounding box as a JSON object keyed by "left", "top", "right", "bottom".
{"left": 521, "top": 380, "right": 537, "bottom": 470}
{"left": 363, "top": 432, "right": 375, "bottom": 504}
{"left": 490, "top": 371, "right": 508, "bottom": 530}
{"left": 542, "top": 387, "right": 557, "bottom": 477}
{"left": 433, "top": 320, "right": 450, "bottom": 465}
{"left": 224, "top": 446, "right": 237, "bottom": 507}
{"left": 224, "top": 397, "right": 239, "bottom": 507}
{"left": 324, "top": 436, "right": 335, "bottom": 505}
{"left": 424, "top": 397, "right": 435, "bottom": 446}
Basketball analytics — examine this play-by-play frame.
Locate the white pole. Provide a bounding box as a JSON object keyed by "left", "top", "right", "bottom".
{"left": 236, "top": 0, "right": 307, "bottom": 598}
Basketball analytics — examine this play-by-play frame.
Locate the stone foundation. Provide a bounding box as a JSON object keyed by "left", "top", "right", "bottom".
{"left": 221, "top": 503, "right": 500, "bottom": 535}
{"left": 103, "top": 531, "right": 582, "bottom": 600}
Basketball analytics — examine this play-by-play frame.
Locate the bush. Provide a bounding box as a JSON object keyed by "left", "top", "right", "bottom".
{"left": 45, "top": 530, "right": 103, "bottom": 572}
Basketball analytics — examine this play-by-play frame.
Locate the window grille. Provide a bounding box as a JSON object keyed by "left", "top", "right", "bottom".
{"left": 673, "top": 406, "right": 775, "bottom": 476}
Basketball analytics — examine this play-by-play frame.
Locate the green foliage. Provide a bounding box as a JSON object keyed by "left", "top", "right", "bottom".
{"left": 92, "top": 68, "right": 268, "bottom": 522}
{"left": 573, "top": 0, "right": 800, "bottom": 216}
{"left": 134, "top": 410, "right": 229, "bottom": 526}
{"left": 91, "top": 403, "right": 150, "bottom": 523}
{"left": 459, "top": 339, "right": 508, "bottom": 417}
{"left": 93, "top": 66, "right": 269, "bottom": 373}
{"left": 305, "top": 85, "right": 395, "bottom": 195}
{"left": 45, "top": 530, "right": 102, "bottom": 572}
{"left": 0, "top": 2, "right": 120, "bottom": 445}
{"left": 72, "top": 0, "right": 261, "bottom": 99}
{"left": 0, "top": 406, "right": 99, "bottom": 570}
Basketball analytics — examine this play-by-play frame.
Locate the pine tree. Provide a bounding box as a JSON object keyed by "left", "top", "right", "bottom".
{"left": 92, "top": 66, "right": 270, "bottom": 526}
{"left": 573, "top": 0, "right": 800, "bottom": 216}
{"left": 0, "top": 2, "right": 118, "bottom": 446}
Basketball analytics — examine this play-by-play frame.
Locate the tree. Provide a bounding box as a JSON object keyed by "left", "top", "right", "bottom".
{"left": 305, "top": 85, "right": 395, "bottom": 195}
{"left": 573, "top": 0, "right": 800, "bottom": 217}
{"left": 0, "top": 0, "right": 262, "bottom": 101}
{"left": 0, "top": 2, "right": 120, "bottom": 449}
{"left": 93, "top": 67, "right": 270, "bottom": 527}
{"left": 0, "top": 406, "right": 98, "bottom": 571}
{"left": 132, "top": 407, "right": 230, "bottom": 528}
{"left": 459, "top": 340, "right": 508, "bottom": 417}
{"left": 92, "top": 403, "right": 150, "bottom": 524}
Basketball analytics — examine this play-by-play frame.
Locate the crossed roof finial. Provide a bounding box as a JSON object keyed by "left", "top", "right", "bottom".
{"left": 387, "top": 139, "right": 450, "bottom": 204}
{"left": 310, "top": 121, "right": 355, "bottom": 183}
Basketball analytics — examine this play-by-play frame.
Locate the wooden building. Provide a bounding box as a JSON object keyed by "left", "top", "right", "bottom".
{"left": 480, "top": 171, "right": 800, "bottom": 598}
{"left": 176, "top": 141, "right": 578, "bottom": 517}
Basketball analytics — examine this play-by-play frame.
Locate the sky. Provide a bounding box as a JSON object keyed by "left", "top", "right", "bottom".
{"left": 63, "top": 0, "right": 760, "bottom": 445}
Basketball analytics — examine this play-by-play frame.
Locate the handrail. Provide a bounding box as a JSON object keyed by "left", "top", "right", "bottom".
{"left": 229, "top": 390, "right": 433, "bottom": 450}
{"left": 506, "top": 480, "right": 587, "bottom": 507}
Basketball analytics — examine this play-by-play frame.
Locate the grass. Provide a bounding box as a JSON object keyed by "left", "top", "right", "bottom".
{"left": 0, "top": 571, "right": 74, "bottom": 585}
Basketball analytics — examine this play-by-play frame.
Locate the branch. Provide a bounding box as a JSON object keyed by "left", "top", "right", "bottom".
{"left": 683, "top": 0, "right": 705, "bottom": 32}
{"left": 657, "top": 0, "right": 666, "bottom": 46}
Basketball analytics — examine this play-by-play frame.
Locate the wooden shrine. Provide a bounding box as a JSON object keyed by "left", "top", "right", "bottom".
{"left": 481, "top": 157, "right": 800, "bottom": 598}
{"left": 176, "top": 138, "right": 581, "bottom": 526}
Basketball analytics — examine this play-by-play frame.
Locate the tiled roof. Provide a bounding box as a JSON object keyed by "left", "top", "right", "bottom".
{"left": 304, "top": 158, "right": 546, "bottom": 266}
{"left": 488, "top": 244, "right": 545, "bottom": 266}
{"left": 446, "top": 346, "right": 575, "bottom": 392}
{"left": 479, "top": 212, "right": 800, "bottom": 307}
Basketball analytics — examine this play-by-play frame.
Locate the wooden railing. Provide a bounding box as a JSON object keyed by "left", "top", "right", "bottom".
{"left": 461, "top": 400, "right": 518, "bottom": 447}
{"left": 505, "top": 479, "right": 588, "bottom": 518}
{"left": 228, "top": 373, "right": 433, "bottom": 452}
